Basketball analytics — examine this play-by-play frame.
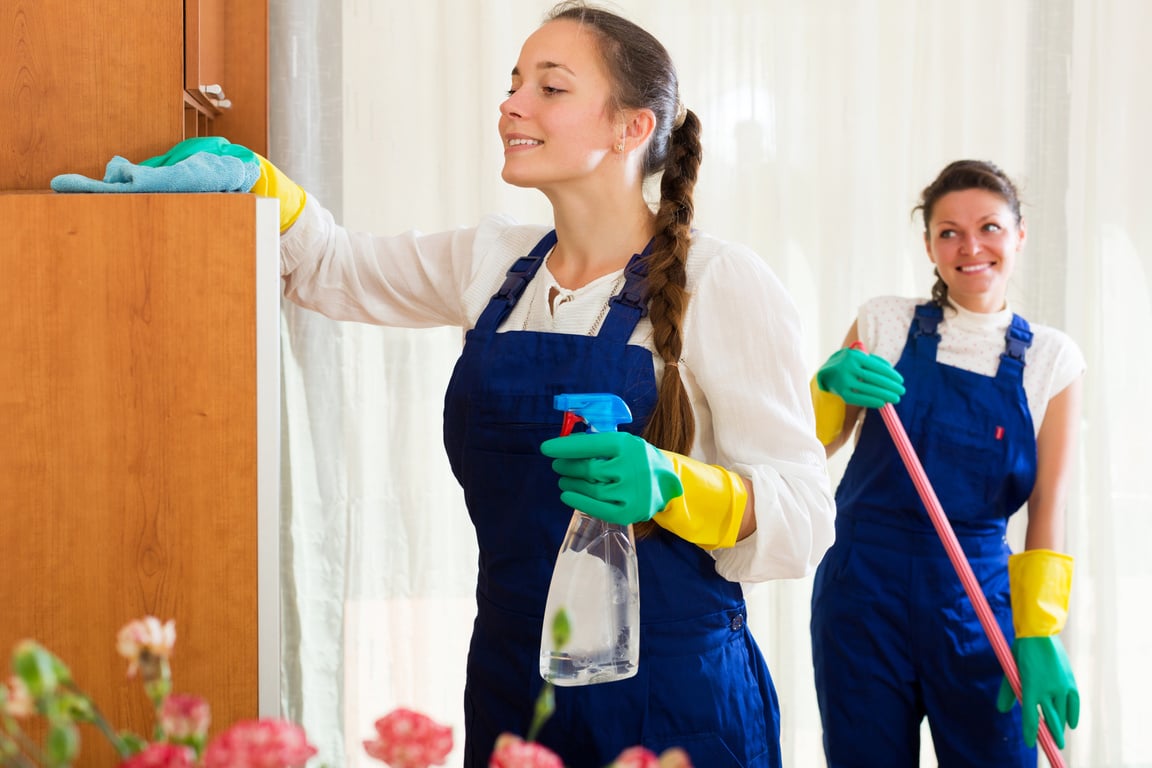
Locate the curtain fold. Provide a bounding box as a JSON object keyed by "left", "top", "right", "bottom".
{"left": 270, "top": 1, "right": 1150, "bottom": 765}
{"left": 1062, "top": 2, "right": 1152, "bottom": 765}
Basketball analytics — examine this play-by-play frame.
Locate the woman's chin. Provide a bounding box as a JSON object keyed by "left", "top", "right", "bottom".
{"left": 500, "top": 168, "right": 535, "bottom": 188}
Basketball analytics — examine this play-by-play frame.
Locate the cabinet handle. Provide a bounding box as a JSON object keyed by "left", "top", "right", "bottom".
{"left": 200, "top": 84, "right": 232, "bottom": 110}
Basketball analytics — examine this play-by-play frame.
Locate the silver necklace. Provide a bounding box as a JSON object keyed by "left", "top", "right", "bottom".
{"left": 587, "top": 274, "right": 627, "bottom": 336}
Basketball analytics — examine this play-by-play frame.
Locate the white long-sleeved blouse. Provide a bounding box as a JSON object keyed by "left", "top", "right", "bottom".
{"left": 281, "top": 198, "right": 836, "bottom": 583}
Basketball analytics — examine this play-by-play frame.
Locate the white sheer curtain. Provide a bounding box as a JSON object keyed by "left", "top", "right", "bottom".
{"left": 270, "top": 1, "right": 1150, "bottom": 766}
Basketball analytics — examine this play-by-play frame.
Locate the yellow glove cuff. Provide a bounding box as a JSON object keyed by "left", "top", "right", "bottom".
{"left": 653, "top": 452, "right": 747, "bottom": 550}
{"left": 1009, "top": 549, "right": 1074, "bottom": 637}
{"left": 811, "top": 375, "right": 846, "bottom": 447}
{"left": 252, "top": 155, "right": 307, "bottom": 232}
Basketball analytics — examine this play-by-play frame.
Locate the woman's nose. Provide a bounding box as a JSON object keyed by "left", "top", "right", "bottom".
{"left": 959, "top": 232, "right": 981, "bottom": 255}
{"left": 500, "top": 90, "right": 525, "bottom": 119}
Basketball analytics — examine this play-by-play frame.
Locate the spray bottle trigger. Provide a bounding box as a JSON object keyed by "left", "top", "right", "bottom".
{"left": 559, "top": 411, "right": 584, "bottom": 437}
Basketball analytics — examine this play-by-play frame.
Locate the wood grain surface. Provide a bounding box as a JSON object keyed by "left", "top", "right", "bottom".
{"left": 0, "top": 192, "right": 262, "bottom": 767}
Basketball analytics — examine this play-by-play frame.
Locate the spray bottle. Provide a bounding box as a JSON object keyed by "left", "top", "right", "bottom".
{"left": 539, "top": 393, "right": 641, "bottom": 686}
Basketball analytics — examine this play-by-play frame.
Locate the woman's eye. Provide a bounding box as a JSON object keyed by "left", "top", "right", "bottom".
{"left": 939, "top": 229, "right": 956, "bottom": 239}
{"left": 983, "top": 222, "right": 1002, "bottom": 232}
{"left": 541, "top": 86, "right": 565, "bottom": 95}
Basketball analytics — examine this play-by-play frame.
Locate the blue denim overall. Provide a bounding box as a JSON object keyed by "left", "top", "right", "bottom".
{"left": 443, "top": 231, "right": 780, "bottom": 767}
{"left": 810, "top": 303, "right": 1038, "bottom": 767}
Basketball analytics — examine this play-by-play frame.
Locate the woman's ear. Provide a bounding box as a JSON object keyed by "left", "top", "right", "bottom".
{"left": 618, "top": 108, "right": 657, "bottom": 152}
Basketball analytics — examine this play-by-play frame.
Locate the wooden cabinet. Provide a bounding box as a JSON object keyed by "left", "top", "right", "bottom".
{"left": 0, "top": 193, "right": 281, "bottom": 767}
{"left": 0, "top": 0, "right": 267, "bottom": 191}
{"left": 184, "top": 0, "right": 270, "bottom": 154}
{"left": 0, "top": 4, "right": 277, "bottom": 759}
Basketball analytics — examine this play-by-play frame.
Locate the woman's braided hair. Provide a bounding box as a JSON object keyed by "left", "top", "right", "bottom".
{"left": 547, "top": 2, "right": 702, "bottom": 456}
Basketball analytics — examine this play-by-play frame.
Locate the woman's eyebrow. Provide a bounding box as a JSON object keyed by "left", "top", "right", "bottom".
{"left": 510, "top": 61, "right": 576, "bottom": 77}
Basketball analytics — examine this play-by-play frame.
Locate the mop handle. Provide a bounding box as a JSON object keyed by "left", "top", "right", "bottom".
{"left": 850, "top": 342, "right": 1066, "bottom": 767}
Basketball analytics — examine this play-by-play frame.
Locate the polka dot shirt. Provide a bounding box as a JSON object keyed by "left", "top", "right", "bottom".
{"left": 857, "top": 296, "right": 1086, "bottom": 435}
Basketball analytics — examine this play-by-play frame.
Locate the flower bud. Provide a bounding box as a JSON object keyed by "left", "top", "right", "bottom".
{"left": 1, "top": 676, "right": 34, "bottom": 718}
{"left": 161, "top": 694, "right": 211, "bottom": 741}
{"left": 117, "top": 618, "right": 176, "bottom": 679}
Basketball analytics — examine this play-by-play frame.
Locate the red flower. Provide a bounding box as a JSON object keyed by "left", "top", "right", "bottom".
{"left": 363, "top": 708, "right": 453, "bottom": 768}
{"left": 118, "top": 743, "right": 196, "bottom": 768}
{"left": 488, "top": 733, "right": 564, "bottom": 768}
{"left": 202, "top": 718, "right": 318, "bottom": 768}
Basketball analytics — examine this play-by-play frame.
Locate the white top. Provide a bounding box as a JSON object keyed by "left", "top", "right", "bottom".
{"left": 281, "top": 198, "right": 836, "bottom": 583}
{"left": 856, "top": 296, "right": 1086, "bottom": 433}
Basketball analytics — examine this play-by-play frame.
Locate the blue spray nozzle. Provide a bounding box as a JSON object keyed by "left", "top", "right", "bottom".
{"left": 554, "top": 393, "right": 632, "bottom": 434}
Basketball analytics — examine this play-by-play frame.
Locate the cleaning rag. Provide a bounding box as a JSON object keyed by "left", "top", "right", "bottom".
{"left": 50, "top": 152, "right": 260, "bottom": 193}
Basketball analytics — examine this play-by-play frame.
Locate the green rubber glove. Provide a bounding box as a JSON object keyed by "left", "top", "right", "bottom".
{"left": 816, "top": 347, "right": 905, "bottom": 408}
{"left": 540, "top": 432, "right": 684, "bottom": 526}
{"left": 995, "top": 549, "right": 1080, "bottom": 749}
{"left": 141, "top": 137, "right": 305, "bottom": 231}
{"left": 996, "top": 636, "right": 1080, "bottom": 748}
{"left": 140, "top": 137, "right": 257, "bottom": 167}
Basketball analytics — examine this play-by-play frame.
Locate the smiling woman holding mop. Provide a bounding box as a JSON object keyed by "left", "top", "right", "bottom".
{"left": 808, "top": 159, "right": 1084, "bottom": 767}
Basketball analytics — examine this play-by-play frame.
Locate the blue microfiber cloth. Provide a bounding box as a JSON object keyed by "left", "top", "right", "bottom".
{"left": 50, "top": 152, "right": 261, "bottom": 193}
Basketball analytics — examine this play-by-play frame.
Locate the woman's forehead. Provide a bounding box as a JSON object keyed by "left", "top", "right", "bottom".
{"left": 514, "top": 19, "right": 605, "bottom": 78}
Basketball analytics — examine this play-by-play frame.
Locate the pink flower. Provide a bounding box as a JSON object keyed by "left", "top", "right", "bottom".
{"left": 160, "top": 694, "right": 211, "bottom": 740}
{"left": 611, "top": 746, "right": 693, "bottom": 768}
{"left": 363, "top": 708, "right": 453, "bottom": 768}
{"left": 2, "top": 675, "right": 34, "bottom": 718}
{"left": 202, "top": 718, "right": 318, "bottom": 768}
{"left": 118, "top": 743, "right": 196, "bottom": 768}
{"left": 116, "top": 618, "right": 176, "bottom": 677}
{"left": 488, "top": 733, "right": 564, "bottom": 768}
{"left": 611, "top": 747, "right": 661, "bottom": 768}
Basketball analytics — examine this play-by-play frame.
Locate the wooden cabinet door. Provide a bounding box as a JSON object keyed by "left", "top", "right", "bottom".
{"left": 0, "top": 1, "right": 268, "bottom": 190}
{"left": 184, "top": 0, "right": 269, "bottom": 154}
{"left": 0, "top": 1, "right": 183, "bottom": 189}
{"left": 0, "top": 192, "right": 281, "bottom": 768}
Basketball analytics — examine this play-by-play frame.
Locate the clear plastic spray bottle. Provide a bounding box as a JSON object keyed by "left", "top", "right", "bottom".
{"left": 539, "top": 393, "right": 641, "bottom": 686}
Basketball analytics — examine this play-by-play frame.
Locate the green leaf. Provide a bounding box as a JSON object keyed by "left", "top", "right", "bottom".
{"left": 525, "top": 682, "right": 555, "bottom": 743}
{"left": 12, "top": 642, "right": 59, "bottom": 699}
{"left": 119, "top": 731, "right": 148, "bottom": 756}
{"left": 551, "top": 609, "right": 571, "bottom": 651}
{"left": 61, "top": 693, "right": 94, "bottom": 723}
{"left": 48, "top": 657, "right": 73, "bottom": 687}
{"left": 45, "top": 721, "right": 79, "bottom": 767}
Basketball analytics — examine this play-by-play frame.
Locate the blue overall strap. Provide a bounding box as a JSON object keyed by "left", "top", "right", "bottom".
{"left": 997, "top": 313, "right": 1033, "bottom": 382}
{"left": 910, "top": 302, "right": 943, "bottom": 347}
{"left": 597, "top": 239, "right": 655, "bottom": 343}
{"left": 473, "top": 230, "right": 558, "bottom": 333}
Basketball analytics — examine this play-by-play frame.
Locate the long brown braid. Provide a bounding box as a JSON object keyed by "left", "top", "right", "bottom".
{"left": 643, "top": 110, "right": 702, "bottom": 455}
{"left": 546, "top": 3, "right": 702, "bottom": 456}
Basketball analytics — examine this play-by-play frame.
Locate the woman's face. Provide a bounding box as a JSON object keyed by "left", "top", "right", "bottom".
{"left": 924, "top": 188, "right": 1025, "bottom": 313}
{"left": 498, "top": 19, "right": 621, "bottom": 191}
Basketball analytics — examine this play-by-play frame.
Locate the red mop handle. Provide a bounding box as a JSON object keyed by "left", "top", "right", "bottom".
{"left": 850, "top": 341, "right": 1066, "bottom": 767}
